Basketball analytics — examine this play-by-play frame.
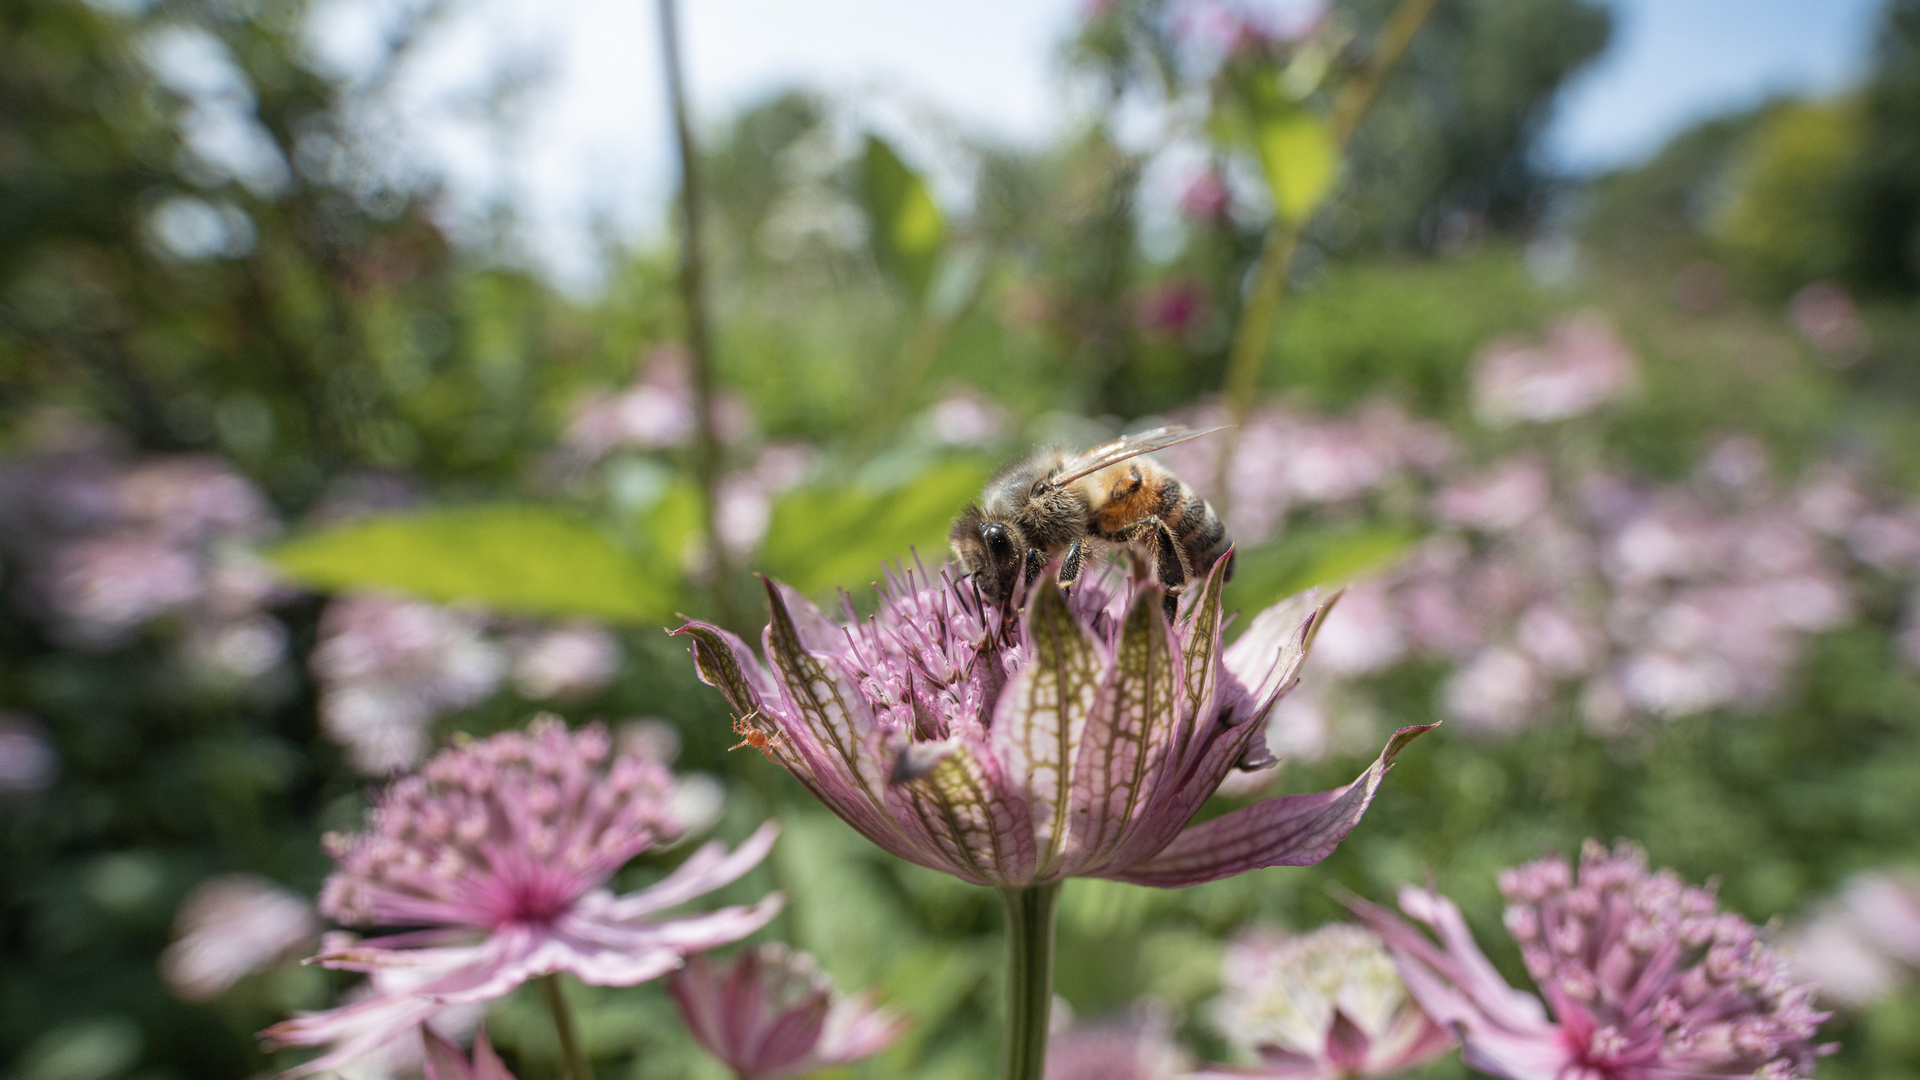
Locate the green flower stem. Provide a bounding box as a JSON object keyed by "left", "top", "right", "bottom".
{"left": 999, "top": 882, "right": 1063, "bottom": 1080}
{"left": 1213, "top": 0, "right": 1441, "bottom": 512}
{"left": 540, "top": 973, "right": 593, "bottom": 1080}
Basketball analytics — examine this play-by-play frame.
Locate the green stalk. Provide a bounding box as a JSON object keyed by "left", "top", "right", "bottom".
{"left": 656, "top": 0, "right": 738, "bottom": 631}
{"left": 1212, "top": 0, "right": 1442, "bottom": 511}
{"left": 999, "top": 883, "right": 1063, "bottom": 1080}
{"left": 540, "top": 973, "right": 593, "bottom": 1080}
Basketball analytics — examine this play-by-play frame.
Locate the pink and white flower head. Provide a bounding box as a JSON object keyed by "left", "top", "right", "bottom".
{"left": 161, "top": 874, "right": 319, "bottom": 1002}
{"left": 1351, "top": 841, "right": 1834, "bottom": 1080}
{"left": 676, "top": 558, "right": 1429, "bottom": 889}
{"left": 422, "top": 1026, "right": 517, "bottom": 1080}
{"left": 1196, "top": 923, "right": 1452, "bottom": 1079}
{"left": 264, "top": 717, "right": 782, "bottom": 1077}
{"left": 669, "top": 944, "right": 906, "bottom": 1078}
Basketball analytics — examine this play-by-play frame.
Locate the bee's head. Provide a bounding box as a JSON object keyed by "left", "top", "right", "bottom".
{"left": 949, "top": 506, "right": 1022, "bottom": 606}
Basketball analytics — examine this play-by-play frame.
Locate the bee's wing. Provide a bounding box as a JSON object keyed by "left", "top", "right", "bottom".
{"left": 1045, "top": 425, "right": 1223, "bottom": 489}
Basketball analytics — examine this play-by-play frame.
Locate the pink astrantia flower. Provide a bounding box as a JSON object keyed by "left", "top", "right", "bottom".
{"left": 676, "top": 557, "right": 1429, "bottom": 889}
{"left": 422, "top": 1026, "right": 516, "bottom": 1080}
{"left": 263, "top": 717, "right": 781, "bottom": 1077}
{"left": 1049, "top": 1009, "right": 1187, "bottom": 1080}
{"left": 1350, "top": 841, "right": 1834, "bottom": 1080}
{"left": 669, "top": 944, "right": 905, "bottom": 1078}
{"left": 1195, "top": 923, "right": 1452, "bottom": 1079}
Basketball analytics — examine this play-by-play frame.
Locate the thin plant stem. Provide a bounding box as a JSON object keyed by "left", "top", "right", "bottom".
{"left": 540, "top": 973, "right": 593, "bottom": 1080}
{"left": 998, "top": 882, "right": 1063, "bottom": 1080}
{"left": 656, "top": 0, "right": 737, "bottom": 630}
{"left": 1212, "top": 0, "right": 1442, "bottom": 510}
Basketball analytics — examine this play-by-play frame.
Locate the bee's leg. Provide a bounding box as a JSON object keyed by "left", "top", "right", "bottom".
{"left": 1118, "top": 516, "right": 1188, "bottom": 622}
{"left": 1057, "top": 539, "right": 1087, "bottom": 598}
{"left": 1022, "top": 548, "right": 1047, "bottom": 589}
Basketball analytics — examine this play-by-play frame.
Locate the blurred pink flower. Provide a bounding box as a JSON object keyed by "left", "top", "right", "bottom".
{"left": 422, "top": 1027, "right": 516, "bottom": 1080}
{"left": 115, "top": 455, "right": 275, "bottom": 544}
{"left": 1352, "top": 841, "right": 1833, "bottom": 1080}
{"left": 1434, "top": 460, "right": 1551, "bottom": 534}
{"left": 1442, "top": 647, "right": 1544, "bottom": 735}
{"left": 47, "top": 537, "right": 202, "bottom": 645}
{"left": 1788, "top": 282, "right": 1867, "bottom": 364}
{"left": 264, "top": 718, "right": 781, "bottom": 1077}
{"left": 0, "top": 712, "right": 59, "bottom": 794}
{"left": 507, "top": 623, "right": 621, "bottom": 701}
{"left": 1048, "top": 1007, "right": 1186, "bottom": 1080}
{"left": 311, "top": 594, "right": 506, "bottom": 774}
{"left": 1473, "top": 313, "right": 1636, "bottom": 426}
{"left": 927, "top": 391, "right": 1010, "bottom": 447}
{"left": 679, "top": 563, "right": 1429, "bottom": 889}
{"left": 1181, "top": 169, "right": 1232, "bottom": 221}
{"left": 564, "top": 348, "right": 752, "bottom": 462}
{"left": 1309, "top": 584, "right": 1405, "bottom": 678}
{"left": 670, "top": 944, "right": 905, "bottom": 1079}
{"left": 161, "top": 874, "right": 318, "bottom": 1002}
{"left": 1138, "top": 278, "right": 1209, "bottom": 338}
{"left": 1199, "top": 923, "right": 1452, "bottom": 1079}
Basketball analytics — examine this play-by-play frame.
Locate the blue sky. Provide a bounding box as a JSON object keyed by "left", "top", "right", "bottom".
{"left": 316, "top": 0, "right": 1887, "bottom": 284}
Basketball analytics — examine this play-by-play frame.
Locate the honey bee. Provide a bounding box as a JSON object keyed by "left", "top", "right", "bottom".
{"left": 949, "top": 425, "right": 1234, "bottom": 623}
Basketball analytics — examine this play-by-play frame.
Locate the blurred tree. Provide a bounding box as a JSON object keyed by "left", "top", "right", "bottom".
{"left": 0, "top": 0, "right": 571, "bottom": 503}
{"left": 1712, "top": 99, "right": 1864, "bottom": 294}
{"left": 1845, "top": 0, "right": 1920, "bottom": 295}
{"left": 1336, "top": 0, "right": 1612, "bottom": 250}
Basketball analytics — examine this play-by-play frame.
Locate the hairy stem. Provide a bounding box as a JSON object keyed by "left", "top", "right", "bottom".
{"left": 999, "top": 883, "right": 1063, "bottom": 1080}
{"left": 540, "top": 974, "right": 592, "bottom": 1080}
{"left": 656, "top": 0, "right": 738, "bottom": 630}
{"left": 1213, "top": 0, "right": 1442, "bottom": 511}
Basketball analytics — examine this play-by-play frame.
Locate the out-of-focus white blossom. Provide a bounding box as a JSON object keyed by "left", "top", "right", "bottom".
{"left": 1442, "top": 647, "right": 1543, "bottom": 734}
{"left": 563, "top": 347, "right": 752, "bottom": 463}
{"left": 310, "top": 594, "right": 506, "bottom": 774}
{"left": 161, "top": 874, "right": 319, "bottom": 1001}
{"left": 1784, "top": 871, "right": 1920, "bottom": 1010}
{"left": 1472, "top": 312, "right": 1636, "bottom": 425}
{"left": 507, "top": 623, "right": 620, "bottom": 701}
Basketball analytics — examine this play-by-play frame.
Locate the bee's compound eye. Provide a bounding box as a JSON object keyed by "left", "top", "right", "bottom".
{"left": 981, "top": 522, "right": 1014, "bottom": 558}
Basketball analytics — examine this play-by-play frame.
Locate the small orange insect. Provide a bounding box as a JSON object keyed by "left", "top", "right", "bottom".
{"left": 729, "top": 708, "right": 785, "bottom": 753}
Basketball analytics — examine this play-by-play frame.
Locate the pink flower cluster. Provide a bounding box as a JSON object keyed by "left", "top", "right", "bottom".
{"left": 266, "top": 717, "right": 781, "bottom": 1077}
{"left": 1160, "top": 401, "right": 1452, "bottom": 546}
{"left": 1207, "top": 421, "right": 1920, "bottom": 757}
{"left": 311, "top": 593, "right": 623, "bottom": 773}
{"left": 0, "top": 449, "right": 289, "bottom": 682}
{"left": 1353, "top": 841, "right": 1832, "bottom": 1080}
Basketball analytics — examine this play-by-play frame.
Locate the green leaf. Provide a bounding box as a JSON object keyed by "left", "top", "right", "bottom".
{"left": 1223, "top": 522, "right": 1419, "bottom": 615}
{"left": 270, "top": 505, "right": 675, "bottom": 622}
{"left": 861, "top": 134, "right": 947, "bottom": 299}
{"left": 1255, "top": 108, "right": 1337, "bottom": 223}
{"left": 757, "top": 460, "right": 989, "bottom": 595}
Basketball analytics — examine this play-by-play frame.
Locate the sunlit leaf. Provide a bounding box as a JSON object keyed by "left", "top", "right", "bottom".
{"left": 757, "top": 460, "right": 989, "bottom": 595}
{"left": 270, "top": 505, "right": 675, "bottom": 622}
{"left": 1255, "top": 108, "right": 1337, "bottom": 223}
{"left": 1223, "top": 522, "right": 1419, "bottom": 616}
{"left": 861, "top": 134, "right": 947, "bottom": 299}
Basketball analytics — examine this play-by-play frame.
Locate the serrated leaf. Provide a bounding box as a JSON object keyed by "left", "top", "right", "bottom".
{"left": 756, "top": 460, "right": 989, "bottom": 595}
{"left": 1223, "top": 523, "right": 1419, "bottom": 616}
{"left": 861, "top": 134, "right": 947, "bottom": 299}
{"left": 270, "top": 505, "right": 675, "bottom": 622}
{"left": 1255, "top": 108, "right": 1337, "bottom": 223}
